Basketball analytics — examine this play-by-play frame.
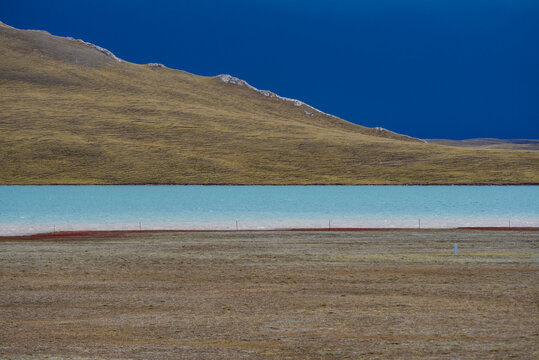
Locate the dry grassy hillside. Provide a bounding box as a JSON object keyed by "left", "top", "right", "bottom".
{"left": 0, "top": 22, "right": 538, "bottom": 184}
{"left": 427, "top": 138, "right": 539, "bottom": 151}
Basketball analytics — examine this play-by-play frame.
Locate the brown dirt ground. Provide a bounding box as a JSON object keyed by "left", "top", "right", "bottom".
{"left": 0, "top": 230, "right": 538, "bottom": 359}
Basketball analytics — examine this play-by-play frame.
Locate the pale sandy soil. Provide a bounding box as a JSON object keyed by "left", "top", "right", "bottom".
{"left": 0, "top": 230, "right": 538, "bottom": 359}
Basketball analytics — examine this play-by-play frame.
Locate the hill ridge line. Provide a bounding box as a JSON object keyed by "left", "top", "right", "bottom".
{"left": 0, "top": 20, "right": 421, "bottom": 144}
{"left": 216, "top": 74, "right": 426, "bottom": 143}
{"left": 217, "top": 74, "right": 336, "bottom": 117}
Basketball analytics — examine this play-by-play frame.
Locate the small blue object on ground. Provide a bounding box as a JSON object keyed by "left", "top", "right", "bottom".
{"left": 454, "top": 243, "right": 458, "bottom": 255}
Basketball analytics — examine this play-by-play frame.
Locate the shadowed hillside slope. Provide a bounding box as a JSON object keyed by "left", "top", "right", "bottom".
{"left": 0, "top": 22, "right": 538, "bottom": 184}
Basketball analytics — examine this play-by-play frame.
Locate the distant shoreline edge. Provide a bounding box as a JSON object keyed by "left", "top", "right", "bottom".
{"left": 2, "top": 227, "right": 538, "bottom": 241}
{"left": 1, "top": 183, "right": 538, "bottom": 186}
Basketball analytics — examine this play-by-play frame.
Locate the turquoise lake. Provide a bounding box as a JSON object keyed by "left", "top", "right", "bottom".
{"left": 0, "top": 186, "right": 538, "bottom": 235}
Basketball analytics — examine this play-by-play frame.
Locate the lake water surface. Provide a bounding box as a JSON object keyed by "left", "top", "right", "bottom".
{"left": 0, "top": 186, "right": 538, "bottom": 235}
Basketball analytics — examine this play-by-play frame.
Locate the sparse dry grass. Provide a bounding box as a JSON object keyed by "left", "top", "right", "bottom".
{"left": 1, "top": 230, "right": 538, "bottom": 359}
{"left": 1, "top": 24, "right": 539, "bottom": 184}
{"left": 427, "top": 139, "right": 539, "bottom": 151}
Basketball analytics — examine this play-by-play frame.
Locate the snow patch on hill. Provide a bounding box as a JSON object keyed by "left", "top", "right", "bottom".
{"left": 147, "top": 63, "right": 166, "bottom": 68}
{"left": 217, "top": 74, "right": 337, "bottom": 118}
{"left": 68, "top": 38, "right": 123, "bottom": 62}
{"left": 217, "top": 74, "right": 258, "bottom": 91}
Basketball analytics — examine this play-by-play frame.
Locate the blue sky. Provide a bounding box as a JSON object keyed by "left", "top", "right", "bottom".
{"left": 1, "top": 0, "right": 538, "bottom": 139}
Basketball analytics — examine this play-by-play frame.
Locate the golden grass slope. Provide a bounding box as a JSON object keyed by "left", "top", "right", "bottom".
{"left": 427, "top": 138, "right": 539, "bottom": 151}
{"left": 0, "top": 22, "right": 538, "bottom": 184}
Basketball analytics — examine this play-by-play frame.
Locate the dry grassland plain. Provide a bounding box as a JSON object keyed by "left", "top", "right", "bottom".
{"left": 1, "top": 230, "right": 537, "bottom": 359}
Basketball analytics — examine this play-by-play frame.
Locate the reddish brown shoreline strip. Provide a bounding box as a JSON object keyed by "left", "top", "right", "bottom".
{"left": 1, "top": 227, "right": 538, "bottom": 241}
{"left": 457, "top": 227, "right": 539, "bottom": 231}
